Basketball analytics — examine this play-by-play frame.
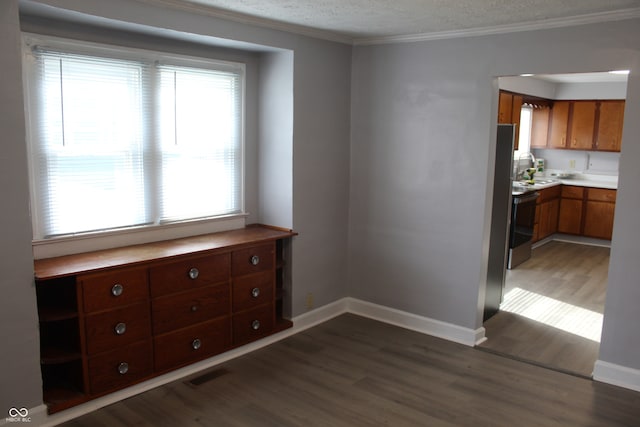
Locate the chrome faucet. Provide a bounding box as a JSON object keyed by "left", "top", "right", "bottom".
{"left": 516, "top": 152, "right": 536, "bottom": 180}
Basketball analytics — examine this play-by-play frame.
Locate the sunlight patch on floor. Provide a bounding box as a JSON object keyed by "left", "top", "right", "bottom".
{"left": 501, "top": 287, "right": 603, "bottom": 342}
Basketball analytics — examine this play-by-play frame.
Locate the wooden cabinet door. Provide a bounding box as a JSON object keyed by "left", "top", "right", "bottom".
{"left": 498, "top": 91, "right": 513, "bottom": 124}
{"left": 569, "top": 101, "right": 596, "bottom": 150}
{"left": 537, "top": 199, "right": 560, "bottom": 241}
{"left": 512, "top": 94, "right": 523, "bottom": 150}
{"left": 558, "top": 198, "right": 583, "bottom": 235}
{"left": 584, "top": 201, "right": 615, "bottom": 240}
{"left": 549, "top": 101, "right": 569, "bottom": 148}
{"left": 530, "top": 107, "right": 550, "bottom": 149}
{"left": 596, "top": 100, "right": 625, "bottom": 152}
{"left": 543, "top": 202, "right": 553, "bottom": 239}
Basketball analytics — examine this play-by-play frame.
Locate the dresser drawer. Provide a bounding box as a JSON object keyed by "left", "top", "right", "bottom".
{"left": 152, "top": 283, "right": 231, "bottom": 334}
{"left": 154, "top": 317, "right": 231, "bottom": 372}
{"left": 232, "top": 243, "right": 274, "bottom": 277}
{"left": 232, "top": 304, "right": 274, "bottom": 345}
{"left": 149, "top": 253, "right": 230, "bottom": 298}
{"left": 232, "top": 271, "right": 274, "bottom": 312}
{"left": 84, "top": 302, "right": 151, "bottom": 355}
{"left": 80, "top": 267, "right": 148, "bottom": 314}
{"left": 88, "top": 339, "right": 153, "bottom": 395}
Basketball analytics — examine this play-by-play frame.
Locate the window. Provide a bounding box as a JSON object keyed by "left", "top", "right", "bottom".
{"left": 514, "top": 104, "right": 532, "bottom": 157}
{"left": 23, "top": 35, "right": 244, "bottom": 240}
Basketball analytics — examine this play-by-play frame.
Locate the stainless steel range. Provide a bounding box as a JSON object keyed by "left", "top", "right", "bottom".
{"left": 508, "top": 190, "right": 539, "bottom": 269}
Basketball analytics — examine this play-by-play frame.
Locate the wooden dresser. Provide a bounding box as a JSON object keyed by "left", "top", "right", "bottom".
{"left": 34, "top": 225, "right": 296, "bottom": 413}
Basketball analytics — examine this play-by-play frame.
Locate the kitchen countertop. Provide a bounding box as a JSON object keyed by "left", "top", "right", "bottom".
{"left": 512, "top": 172, "right": 618, "bottom": 195}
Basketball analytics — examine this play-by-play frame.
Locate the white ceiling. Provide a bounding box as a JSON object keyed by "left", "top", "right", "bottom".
{"left": 162, "top": 0, "right": 640, "bottom": 43}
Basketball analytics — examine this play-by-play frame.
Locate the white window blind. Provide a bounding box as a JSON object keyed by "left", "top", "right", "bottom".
{"left": 23, "top": 36, "right": 245, "bottom": 240}
{"left": 157, "top": 64, "right": 243, "bottom": 222}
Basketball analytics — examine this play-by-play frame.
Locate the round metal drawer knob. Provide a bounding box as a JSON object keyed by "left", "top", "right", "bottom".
{"left": 251, "top": 287, "right": 260, "bottom": 298}
{"left": 111, "top": 284, "right": 124, "bottom": 297}
{"left": 188, "top": 268, "right": 200, "bottom": 280}
{"left": 250, "top": 255, "right": 260, "bottom": 266}
{"left": 191, "top": 305, "right": 198, "bottom": 312}
{"left": 251, "top": 320, "right": 261, "bottom": 330}
{"left": 118, "top": 362, "right": 129, "bottom": 375}
{"left": 114, "top": 322, "right": 127, "bottom": 335}
{"left": 192, "top": 339, "right": 202, "bottom": 350}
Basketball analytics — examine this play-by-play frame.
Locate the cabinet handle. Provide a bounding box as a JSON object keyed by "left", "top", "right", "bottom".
{"left": 191, "top": 305, "right": 198, "bottom": 312}
{"left": 114, "top": 322, "right": 127, "bottom": 335}
{"left": 188, "top": 268, "right": 199, "bottom": 280}
{"left": 251, "top": 320, "right": 261, "bottom": 330}
{"left": 118, "top": 362, "right": 129, "bottom": 375}
{"left": 250, "top": 255, "right": 260, "bottom": 266}
{"left": 251, "top": 287, "right": 260, "bottom": 298}
{"left": 192, "top": 338, "right": 202, "bottom": 350}
{"left": 111, "top": 283, "right": 124, "bottom": 297}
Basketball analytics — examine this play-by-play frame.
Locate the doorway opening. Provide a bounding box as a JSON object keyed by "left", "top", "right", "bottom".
{"left": 481, "top": 71, "right": 628, "bottom": 378}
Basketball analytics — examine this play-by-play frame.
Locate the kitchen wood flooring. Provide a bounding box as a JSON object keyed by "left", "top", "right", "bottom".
{"left": 479, "top": 240, "right": 610, "bottom": 377}
{"left": 59, "top": 313, "right": 640, "bottom": 427}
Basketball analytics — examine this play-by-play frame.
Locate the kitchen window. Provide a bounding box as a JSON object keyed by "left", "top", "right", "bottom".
{"left": 23, "top": 34, "right": 245, "bottom": 240}
{"left": 515, "top": 104, "right": 533, "bottom": 156}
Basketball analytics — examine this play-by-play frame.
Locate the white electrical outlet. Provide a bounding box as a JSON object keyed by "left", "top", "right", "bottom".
{"left": 569, "top": 159, "right": 576, "bottom": 169}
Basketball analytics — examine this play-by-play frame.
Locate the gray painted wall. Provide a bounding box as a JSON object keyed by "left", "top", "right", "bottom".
{"left": 0, "top": 0, "right": 42, "bottom": 412}
{"left": 349, "top": 21, "right": 640, "bottom": 370}
{"left": 2, "top": 0, "right": 351, "bottom": 411}
{"left": 258, "top": 50, "right": 294, "bottom": 229}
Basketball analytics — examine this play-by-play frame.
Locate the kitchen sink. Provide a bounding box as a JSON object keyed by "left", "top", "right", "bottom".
{"left": 514, "top": 178, "right": 559, "bottom": 186}
{"left": 512, "top": 177, "right": 559, "bottom": 195}
{"left": 532, "top": 178, "right": 558, "bottom": 185}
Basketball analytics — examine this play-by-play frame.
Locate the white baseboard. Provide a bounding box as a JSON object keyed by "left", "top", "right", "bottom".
{"left": 345, "top": 298, "right": 485, "bottom": 347}
{"left": 593, "top": 360, "right": 640, "bottom": 392}
{"left": 36, "top": 297, "right": 482, "bottom": 426}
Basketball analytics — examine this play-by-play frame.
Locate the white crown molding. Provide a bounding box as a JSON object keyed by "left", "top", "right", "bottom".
{"left": 354, "top": 7, "right": 640, "bottom": 46}
{"left": 133, "top": 0, "right": 354, "bottom": 45}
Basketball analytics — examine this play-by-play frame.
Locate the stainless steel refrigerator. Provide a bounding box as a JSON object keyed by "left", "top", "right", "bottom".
{"left": 484, "top": 124, "right": 515, "bottom": 321}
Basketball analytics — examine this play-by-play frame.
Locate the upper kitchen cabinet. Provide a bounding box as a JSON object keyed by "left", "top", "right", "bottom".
{"left": 498, "top": 91, "right": 513, "bottom": 124}
{"left": 569, "top": 101, "right": 597, "bottom": 150}
{"left": 530, "top": 107, "right": 550, "bottom": 149}
{"left": 596, "top": 100, "right": 625, "bottom": 152}
{"left": 548, "top": 101, "right": 570, "bottom": 149}
{"left": 547, "top": 100, "right": 624, "bottom": 152}
{"left": 498, "top": 91, "right": 523, "bottom": 149}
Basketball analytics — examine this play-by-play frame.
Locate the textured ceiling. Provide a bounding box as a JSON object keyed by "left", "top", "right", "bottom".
{"left": 173, "top": 0, "right": 640, "bottom": 42}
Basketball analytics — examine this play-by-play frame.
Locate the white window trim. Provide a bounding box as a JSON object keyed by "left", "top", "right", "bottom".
{"left": 22, "top": 33, "right": 248, "bottom": 258}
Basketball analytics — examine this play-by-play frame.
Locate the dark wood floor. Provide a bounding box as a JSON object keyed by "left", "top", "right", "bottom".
{"left": 60, "top": 314, "right": 640, "bottom": 427}
{"left": 480, "top": 241, "right": 610, "bottom": 377}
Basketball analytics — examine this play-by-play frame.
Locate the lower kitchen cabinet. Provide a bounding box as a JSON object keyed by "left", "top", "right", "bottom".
{"left": 558, "top": 186, "right": 585, "bottom": 235}
{"left": 533, "top": 186, "right": 560, "bottom": 243}
{"left": 583, "top": 188, "right": 617, "bottom": 240}
{"left": 34, "top": 225, "right": 296, "bottom": 414}
{"left": 556, "top": 186, "right": 616, "bottom": 239}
